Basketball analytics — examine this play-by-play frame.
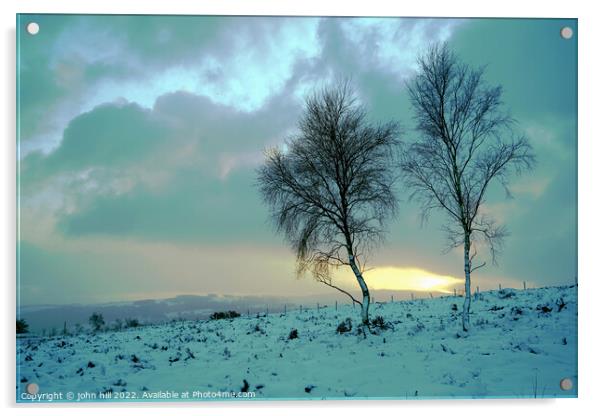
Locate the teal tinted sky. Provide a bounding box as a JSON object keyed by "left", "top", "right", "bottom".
{"left": 17, "top": 15, "right": 577, "bottom": 305}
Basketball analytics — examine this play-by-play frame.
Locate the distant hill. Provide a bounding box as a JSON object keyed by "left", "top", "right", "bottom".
{"left": 18, "top": 289, "right": 439, "bottom": 333}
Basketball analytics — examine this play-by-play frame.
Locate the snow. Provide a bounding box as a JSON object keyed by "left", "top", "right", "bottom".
{"left": 16, "top": 285, "right": 577, "bottom": 402}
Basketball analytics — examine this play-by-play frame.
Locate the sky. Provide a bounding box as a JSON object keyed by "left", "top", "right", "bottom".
{"left": 17, "top": 15, "right": 577, "bottom": 306}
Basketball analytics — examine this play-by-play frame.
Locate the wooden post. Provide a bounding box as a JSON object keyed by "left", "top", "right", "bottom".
{"left": 247, "top": 308, "right": 250, "bottom": 317}
{"left": 391, "top": 295, "right": 394, "bottom": 303}
{"left": 499, "top": 283, "right": 502, "bottom": 290}
{"left": 454, "top": 288, "right": 457, "bottom": 297}
{"left": 523, "top": 281, "right": 526, "bottom": 290}
{"left": 299, "top": 304, "right": 302, "bottom": 313}
{"left": 411, "top": 293, "right": 414, "bottom": 301}
{"left": 284, "top": 304, "right": 287, "bottom": 315}
{"left": 335, "top": 301, "right": 337, "bottom": 311}
{"left": 477, "top": 286, "right": 479, "bottom": 294}
{"left": 266, "top": 305, "right": 269, "bottom": 316}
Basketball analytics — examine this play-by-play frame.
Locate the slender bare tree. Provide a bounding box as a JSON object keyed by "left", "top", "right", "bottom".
{"left": 257, "top": 81, "right": 400, "bottom": 325}
{"left": 400, "top": 44, "right": 535, "bottom": 331}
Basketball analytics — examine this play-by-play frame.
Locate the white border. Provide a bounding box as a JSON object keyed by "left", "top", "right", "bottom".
{"left": 2, "top": 1, "right": 601, "bottom": 415}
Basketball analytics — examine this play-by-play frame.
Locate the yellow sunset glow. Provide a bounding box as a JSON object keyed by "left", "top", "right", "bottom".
{"left": 363, "top": 267, "right": 463, "bottom": 293}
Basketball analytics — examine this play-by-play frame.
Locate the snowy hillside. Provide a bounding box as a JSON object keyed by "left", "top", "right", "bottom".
{"left": 17, "top": 285, "right": 577, "bottom": 402}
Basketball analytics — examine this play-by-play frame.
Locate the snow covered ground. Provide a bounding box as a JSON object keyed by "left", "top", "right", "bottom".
{"left": 16, "top": 285, "right": 577, "bottom": 402}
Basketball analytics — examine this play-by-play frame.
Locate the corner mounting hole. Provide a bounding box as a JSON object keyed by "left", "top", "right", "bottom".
{"left": 26, "top": 22, "right": 40, "bottom": 35}
{"left": 26, "top": 383, "right": 39, "bottom": 394}
{"left": 560, "top": 26, "right": 573, "bottom": 40}
{"left": 560, "top": 377, "right": 573, "bottom": 391}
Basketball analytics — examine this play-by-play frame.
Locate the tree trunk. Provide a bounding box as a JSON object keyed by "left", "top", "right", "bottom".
{"left": 462, "top": 232, "right": 471, "bottom": 332}
{"left": 349, "top": 255, "right": 370, "bottom": 325}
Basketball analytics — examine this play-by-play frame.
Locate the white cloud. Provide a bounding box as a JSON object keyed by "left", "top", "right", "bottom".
{"left": 22, "top": 16, "right": 463, "bottom": 157}
{"left": 339, "top": 18, "right": 461, "bottom": 79}
{"left": 76, "top": 18, "right": 323, "bottom": 113}
{"left": 22, "top": 17, "right": 323, "bottom": 156}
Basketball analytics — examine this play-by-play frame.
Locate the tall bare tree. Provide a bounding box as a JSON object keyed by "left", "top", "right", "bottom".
{"left": 400, "top": 44, "right": 535, "bottom": 331}
{"left": 257, "top": 81, "right": 400, "bottom": 325}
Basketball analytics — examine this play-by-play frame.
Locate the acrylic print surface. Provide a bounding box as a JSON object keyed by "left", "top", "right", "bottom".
{"left": 16, "top": 14, "right": 577, "bottom": 402}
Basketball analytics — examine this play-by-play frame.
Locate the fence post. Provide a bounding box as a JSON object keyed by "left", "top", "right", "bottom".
{"left": 266, "top": 305, "right": 268, "bottom": 316}
{"left": 299, "top": 304, "right": 302, "bottom": 313}
{"left": 411, "top": 293, "right": 414, "bottom": 301}
{"left": 335, "top": 300, "right": 337, "bottom": 311}
{"left": 499, "top": 283, "right": 501, "bottom": 291}
{"left": 391, "top": 295, "right": 394, "bottom": 303}
{"left": 284, "top": 304, "right": 287, "bottom": 315}
{"left": 317, "top": 302, "right": 319, "bottom": 311}
{"left": 523, "top": 281, "right": 526, "bottom": 290}
{"left": 454, "top": 288, "right": 457, "bottom": 297}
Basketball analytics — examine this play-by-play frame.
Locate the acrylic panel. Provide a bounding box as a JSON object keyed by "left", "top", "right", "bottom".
{"left": 16, "top": 14, "right": 578, "bottom": 402}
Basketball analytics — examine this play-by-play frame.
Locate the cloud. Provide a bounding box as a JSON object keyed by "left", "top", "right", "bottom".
{"left": 45, "top": 102, "right": 167, "bottom": 170}
{"left": 19, "top": 16, "right": 323, "bottom": 155}
{"left": 55, "top": 168, "right": 271, "bottom": 242}
{"left": 19, "top": 88, "right": 303, "bottom": 244}
{"left": 509, "top": 177, "right": 551, "bottom": 199}
{"left": 339, "top": 18, "right": 460, "bottom": 79}
{"left": 83, "top": 18, "right": 323, "bottom": 112}
{"left": 19, "top": 16, "right": 459, "bottom": 157}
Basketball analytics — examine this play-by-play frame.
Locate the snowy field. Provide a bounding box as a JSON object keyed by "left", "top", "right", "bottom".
{"left": 16, "top": 285, "right": 577, "bottom": 402}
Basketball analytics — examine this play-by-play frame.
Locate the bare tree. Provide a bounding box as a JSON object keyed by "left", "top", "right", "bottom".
{"left": 400, "top": 44, "right": 535, "bottom": 331}
{"left": 257, "top": 81, "right": 400, "bottom": 325}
